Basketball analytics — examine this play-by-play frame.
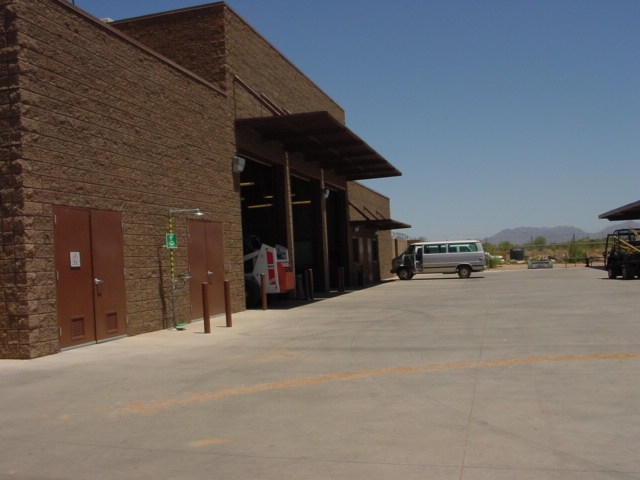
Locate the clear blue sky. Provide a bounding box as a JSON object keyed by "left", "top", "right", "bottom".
{"left": 71, "top": 0, "right": 640, "bottom": 239}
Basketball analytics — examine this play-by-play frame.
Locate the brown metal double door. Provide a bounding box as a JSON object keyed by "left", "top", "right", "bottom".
{"left": 187, "top": 220, "right": 225, "bottom": 320}
{"left": 54, "top": 206, "right": 127, "bottom": 350}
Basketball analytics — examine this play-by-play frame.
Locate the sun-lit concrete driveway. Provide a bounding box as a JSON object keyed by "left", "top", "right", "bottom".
{"left": 2, "top": 266, "right": 639, "bottom": 480}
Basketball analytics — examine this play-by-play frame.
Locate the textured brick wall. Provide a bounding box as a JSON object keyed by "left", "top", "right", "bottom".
{"left": 1, "top": 0, "right": 30, "bottom": 358}
{"left": 223, "top": 6, "right": 344, "bottom": 121}
{"left": 0, "top": 0, "right": 240, "bottom": 358}
{"left": 348, "top": 182, "right": 395, "bottom": 280}
{"left": 113, "top": 5, "right": 228, "bottom": 92}
{"left": 114, "top": 4, "right": 345, "bottom": 160}
{"left": 348, "top": 182, "right": 392, "bottom": 220}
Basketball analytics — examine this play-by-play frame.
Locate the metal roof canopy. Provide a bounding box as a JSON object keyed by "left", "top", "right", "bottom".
{"left": 351, "top": 219, "right": 411, "bottom": 231}
{"left": 235, "top": 111, "right": 402, "bottom": 181}
{"left": 599, "top": 199, "right": 640, "bottom": 221}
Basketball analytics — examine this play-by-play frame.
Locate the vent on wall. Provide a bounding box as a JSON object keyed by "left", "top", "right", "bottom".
{"left": 71, "top": 317, "right": 85, "bottom": 340}
{"left": 106, "top": 312, "right": 118, "bottom": 334}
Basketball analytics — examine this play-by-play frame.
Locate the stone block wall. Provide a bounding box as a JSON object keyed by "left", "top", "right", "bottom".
{"left": 223, "top": 6, "right": 344, "bottom": 121}
{"left": 114, "top": 3, "right": 344, "bottom": 147}
{"left": 348, "top": 182, "right": 396, "bottom": 281}
{"left": 113, "top": 4, "right": 228, "bottom": 92}
{"left": 0, "top": 0, "right": 240, "bottom": 358}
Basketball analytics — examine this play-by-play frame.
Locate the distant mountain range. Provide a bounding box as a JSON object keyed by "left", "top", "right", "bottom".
{"left": 485, "top": 222, "right": 640, "bottom": 245}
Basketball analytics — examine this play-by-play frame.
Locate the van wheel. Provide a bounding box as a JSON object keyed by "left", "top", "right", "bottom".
{"left": 397, "top": 268, "right": 412, "bottom": 280}
{"left": 457, "top": 266, "right": 472, "bottom": 278}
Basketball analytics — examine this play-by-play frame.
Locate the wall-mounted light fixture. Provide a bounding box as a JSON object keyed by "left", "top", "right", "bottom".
{"left": 232, "top": 156, "right": 246, "bottom": 173}
{"left": 323, "top": 188, "right": 331, "bottom": 199}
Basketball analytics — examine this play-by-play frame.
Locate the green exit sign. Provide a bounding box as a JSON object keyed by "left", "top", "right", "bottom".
{"left": 165, "top": 233, "right": 178, "bottom": 249}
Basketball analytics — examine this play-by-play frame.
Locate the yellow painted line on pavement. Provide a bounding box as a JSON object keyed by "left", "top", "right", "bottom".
{"left": 113, "top": 352, "right": 640, "bottom": 416}
{"left": 189, "top": 438, "right": 234, "bottom": 447}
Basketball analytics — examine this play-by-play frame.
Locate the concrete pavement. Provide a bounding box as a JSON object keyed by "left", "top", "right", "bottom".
{"left": 1, "top": 266, "right": 639, "bottom": 479}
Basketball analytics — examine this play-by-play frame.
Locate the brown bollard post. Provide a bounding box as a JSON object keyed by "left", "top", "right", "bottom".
{"left": 302, "top": 271, "right": 310, "bottom": 300}
{"left": 307, "top": 268, "right": 314, "bottom": 300}
{"left": 260, "top": 272, "right": 267, "bottom": 310}
{"left": 202, "top": 282, "right": 211, "bottom": 334}
{"left": 338, "top": 266, "right": 345, "bottom": 293}
{"left": 224, "top": 280, "right": 232, "bottom": 327}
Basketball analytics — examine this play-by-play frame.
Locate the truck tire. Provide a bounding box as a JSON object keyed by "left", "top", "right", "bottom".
{"left": 397, "top": 268, "right": 412, "bottom": 280}
{"left": 607, "top": 268, "right": 617, "bottom": 279}
{"left": 457, "top": 265, "right": 472, "bottom": 278}
{"left": 245, "top": 279, "right": 261, "bottom": 307}
{"left": 622, "top": 266, "right": 634, "bottom": 280}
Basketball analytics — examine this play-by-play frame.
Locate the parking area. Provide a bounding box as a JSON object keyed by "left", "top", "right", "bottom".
{"left": 1, "top": 267, "right": 639, "bottom": 479}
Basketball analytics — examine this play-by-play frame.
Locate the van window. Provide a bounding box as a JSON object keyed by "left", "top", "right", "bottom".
{"left": 448, "top": 243, "right": 478, "bottom": 253}
{"left": 425, "top": 244, "right": 447, "bottom": 254}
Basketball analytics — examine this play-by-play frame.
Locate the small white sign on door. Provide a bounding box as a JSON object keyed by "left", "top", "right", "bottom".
{"left": 69, "top": 251, "right": 81, "bottom": 268}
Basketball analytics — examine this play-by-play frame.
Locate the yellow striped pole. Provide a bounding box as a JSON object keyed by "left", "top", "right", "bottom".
{"left": 168, "top": 214, "right": 175, "bottom": 278}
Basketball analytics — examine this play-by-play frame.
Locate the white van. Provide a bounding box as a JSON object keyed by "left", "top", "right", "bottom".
{"left": 391, "top": 240, "right": 486, "bottom": 279}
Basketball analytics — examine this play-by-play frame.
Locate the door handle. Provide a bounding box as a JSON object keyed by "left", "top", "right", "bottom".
{"left": 207, "top": 271, "right": 214, "bottom": 276}
{"left": 94, "top": 278, "right": 104, "bottom": 285}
